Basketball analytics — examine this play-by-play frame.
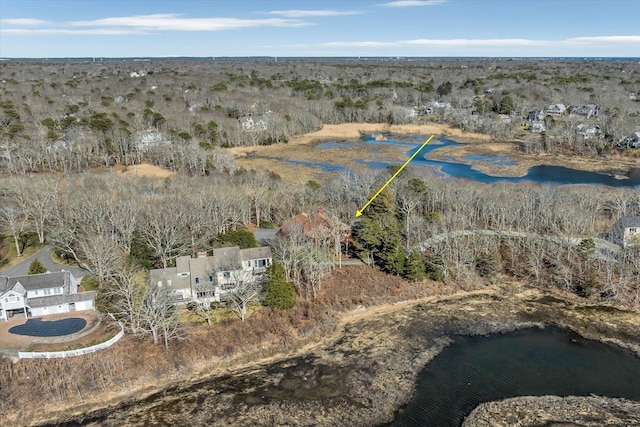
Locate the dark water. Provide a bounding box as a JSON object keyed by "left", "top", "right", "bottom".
{"left": 386, "top": 327, "right": 640, "bottom": 427}
{"left": 314, "top": 135, "right": 640, "bottom": 187}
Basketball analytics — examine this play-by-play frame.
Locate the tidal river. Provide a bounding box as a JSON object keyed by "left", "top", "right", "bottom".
{"left": 316, "top": 134, "right": 640, "bottom": 187}
{"left": 385, "top": 326, "right": 640, "bottom": 426}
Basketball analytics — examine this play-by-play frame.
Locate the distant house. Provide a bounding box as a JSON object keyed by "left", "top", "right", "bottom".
{"left": 575, "top": 123, "right": 602, "bottom": 140}
{"left": 148, "top": 246, "right": 272, "bottom": 305}
{"left": 629, "top": 92, "right": 637, "bottom": 101}
{"left": 570, "top": 104, "right": 599, "bottom": 119}
{"left": 135, "top": 129, "right": 166, "bottom": 149}
{"left": 529, "top": 121, "right": 546, "bottom": 133}
{"left": 0, "top": 271, "right": 96, "bottom": 321}
{"left": 279, "top": 208, "right": 352, "bottom": 246}
{"left": 620, "top": 132, "right": 640, "bottom": 149}
{"left": 611, "top": 216, "right": 640, "bottom": 248}
{"left": 546, "top": 104, "right": 567, "bottom": 116}
{"left": 527, "top": 109, "right": 545, "bottom": 122}
{"left": 239, "top": 114, "right": 268, "bottom": 131}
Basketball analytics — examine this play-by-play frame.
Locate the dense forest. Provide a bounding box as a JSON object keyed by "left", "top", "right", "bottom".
{"left": 1, "top": 58, "right": 639, "bottom": 174}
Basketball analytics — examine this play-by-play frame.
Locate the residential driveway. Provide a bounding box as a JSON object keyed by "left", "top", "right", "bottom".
{"left": 255, "top": 228, "right": 278, "bottom": 245}
{"left": 0, "top": 245, "right": 87, "bottom": 279}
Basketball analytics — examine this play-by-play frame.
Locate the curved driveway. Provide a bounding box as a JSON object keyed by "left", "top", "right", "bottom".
{"left": 0, "top": 245, "right": 87, "bottom": 279}
{"left": 419, "top": 230, "right": 621, "bottom": 259}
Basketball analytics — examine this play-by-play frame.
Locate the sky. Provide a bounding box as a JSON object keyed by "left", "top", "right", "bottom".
{"left": 0, "top": 0, "right": 639, "bottom": 58}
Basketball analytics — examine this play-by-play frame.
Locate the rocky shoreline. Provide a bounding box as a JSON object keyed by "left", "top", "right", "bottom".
{"left": 463, "top": 396, "right": 640, "bottom": 426}
{"left": 37, "top": 285, "right": 640, "bottom": 427}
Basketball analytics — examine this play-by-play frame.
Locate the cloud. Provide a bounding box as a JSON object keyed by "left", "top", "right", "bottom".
{"left": 1, "top": 28, "right": 144, "bottom": 36}
{"left": 318, "top": 36, "right": 640, "bottom": 51}
{"left": 378, "top": 0, "right": 448, "bottom": 7}
{"left": 321, "top": 38, "right": 549, "bottom": 48}
{"left": 70, "top": 14, "right": 311, "bottom": 31}
{"left": 1, "top": 13, "right": 313, "bottom": 36}
{"left": 567, "top": 35, "right": 640, "bottom": 44}
{"left": 0, "top": 18, "right": 49, "bottom": 26}
{"left": 265, "top": 10, "right": 362, "bottom": 18}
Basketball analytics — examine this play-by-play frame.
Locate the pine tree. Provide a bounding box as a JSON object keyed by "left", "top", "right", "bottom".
{"left": 352, "top": 187, "right": 407, "bottom": 272}
{"left": 262, "top": 262, "right": 296, "bottom": 309}
{"left": 404, "top": 252, "right": 426, "bottom": 281}
{"left": 28, "top": 258, "right": 47, "bottom": 275}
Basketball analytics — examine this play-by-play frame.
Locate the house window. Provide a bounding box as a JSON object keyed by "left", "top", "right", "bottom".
{"left": 195, "top": 277, "right": 200, "bottom": 284}
{"left": 223, "top": 271, "right": 231, "bottom": 279}
{"left": 44, "top": 289, "right": 52, "bottom": 296}
{"left": 209, "top": 275, "right": 213, "bottom": 282}
{"left": 178, "top": 272, "right": 189, "bottom": 278}
{"left": 258, "top": 259, "right": 266, "bottom": 268}
{"left": 630, "top": 228, "right": 637, "bottom": 233}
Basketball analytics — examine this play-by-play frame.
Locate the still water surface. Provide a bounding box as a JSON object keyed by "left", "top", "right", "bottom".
{"left": 386, "top": 327, "right": 640, "bottom": 427}
{"left": 315, "top": 135, "right": 640, "bottom": 187}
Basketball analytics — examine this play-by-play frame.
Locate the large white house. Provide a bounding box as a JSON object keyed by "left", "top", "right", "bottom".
{"left": 149, "top": 246, "right": 272, "bottom": 305}
{"left": 611, "top": 216, "right": 640, "bottom": 248}
{"left": 0, "top": 271, "right": 96, "bottom": 321}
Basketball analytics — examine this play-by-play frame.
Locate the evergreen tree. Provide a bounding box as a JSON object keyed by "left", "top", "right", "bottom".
{"left": 214, "top": 228, "right": 259, "bottom": 249}
{"left": 352, "top": 187, "right": 407, "bottom": 272}
{"left": 404, "top": 252, "right": 426, "bottom": 281}
{"left": 262, "top": 262, "right": 296, "bottom": 309}
{"left": 28, "top": 258, "right": 46, "bottom": 275}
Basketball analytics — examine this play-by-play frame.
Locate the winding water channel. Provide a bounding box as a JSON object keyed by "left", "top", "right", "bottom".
{"left": 386, "top": 327, "right": 640, "bottom": 426}
{"left": 315, "top": 134, "right": 640, "bottom": 187}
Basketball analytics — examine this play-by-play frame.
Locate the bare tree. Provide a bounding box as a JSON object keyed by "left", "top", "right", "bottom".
{"left": 140, "top": 202, "right": 187, "bottom": 268}
{"left": 79, "top": 234, "right": 124, "bottom": 288}
{"left": 225, "top": 269, "right": 262, "bottom": 323}
{"left": 0, "top": 203, "right": 27, "bottom": 256}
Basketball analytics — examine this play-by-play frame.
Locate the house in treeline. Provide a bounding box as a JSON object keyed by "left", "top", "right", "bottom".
{"left": 149, "top": 246, "right": 272, "bottom": 305}
{"left": 620, "top": 132, "right": 640, "bottom": 149}
{"left": 569, "top": 104, "right": 600, "bottom": 119}
{"left": 575, "top": 123, "right": 602, "bottom": 140}
{"left": 546, "top": 103, "right": 567, "bottom": 116}
{"left": 0, "top": 271, "right": 96, "bottom": 321}
{"left": 611, "top": 216, "right": 640, "bottom": 248}
{"left": 279, "top": 208, "right": 352, "bottom": 246}
{"left": 239, "top": 114, "right": 269, "bottom": 131}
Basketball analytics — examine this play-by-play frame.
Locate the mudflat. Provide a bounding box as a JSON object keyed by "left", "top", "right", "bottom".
{"left": 40, "top": 284, "right": 640, "bottom": 427}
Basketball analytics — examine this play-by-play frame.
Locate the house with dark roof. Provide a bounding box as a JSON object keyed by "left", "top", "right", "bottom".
{"left": 148, "top": 246, "right": 272, "bottom": 304}
{"left": 279, "top": 208, "right": 352, "bottom": 245}
{"left": 611, "top": 216, "right": 640, "bottom": 248}
{"left": 0, "top": 271, "right": 96, "bottom": 321}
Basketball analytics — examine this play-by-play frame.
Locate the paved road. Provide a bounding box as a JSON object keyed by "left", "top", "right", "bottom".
{"left": 419, "top": 229, "right": 621, "bottom": 259}
{"left": 0, "top": 245, "right": 87, "bottom": 279}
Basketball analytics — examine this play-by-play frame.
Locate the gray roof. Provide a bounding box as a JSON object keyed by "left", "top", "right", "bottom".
{"left": 212, "top": 247, "right": 242, "bottom": 270}
{"left": 616, "top": 216, "right": 640, "bottom": 228}
{"left": 1, "top": 271, "right": 70, "bottom": 294}
{"left": 240, "top": 246, "right": 272, "bottom": 262}
{"left": 28, "top": 291, "right": 97, "bottom": 308}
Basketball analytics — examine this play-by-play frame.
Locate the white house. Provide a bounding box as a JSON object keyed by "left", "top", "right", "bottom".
{"left": 546, "top": 104, "right": 567, "bottom": 116}
{"left": 611, "top": 216, "right": 640, "bottom": 248}
{"left": 239, "top": 115, "right": 268, "bottom": 131}
{"left": 0, "top": 271, "right": 96, "bottom": 321}
{"left": 149, "top": 246, "right": 272, "bottom": 305}
{"left": 620, "top": 132, "right": 640, "bottom": 149}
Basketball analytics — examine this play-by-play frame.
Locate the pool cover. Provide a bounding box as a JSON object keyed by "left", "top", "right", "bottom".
{"left": 9, "top": 317, "right": 87, "bottom": 337}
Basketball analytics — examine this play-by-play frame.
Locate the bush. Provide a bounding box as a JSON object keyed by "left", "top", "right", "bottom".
{"left": 28, "top": 258, "right": 47, "bottom": 275}
{"left": 262, "top": 263, "right": 296, "bottom": 309}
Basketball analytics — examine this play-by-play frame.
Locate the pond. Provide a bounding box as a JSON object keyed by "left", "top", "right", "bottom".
{"left": 385, "top": 326, "right": 640, "bottom": 427}
{"left": 314, "top": 135, "right": 640, "bottom": 187}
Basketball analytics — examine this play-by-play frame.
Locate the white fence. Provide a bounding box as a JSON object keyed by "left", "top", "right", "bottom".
{"left": 18, "top": 322, "right": 124, "bottom": 359}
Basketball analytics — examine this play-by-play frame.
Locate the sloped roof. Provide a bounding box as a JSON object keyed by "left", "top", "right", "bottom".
{"left": 212, "top": 247, "right": 242, "bottom": 270}
{"left": 240, "top": 246, "right": 272, "bottom": 261}
{"left": 28, "top": 291, "right": 97, "bottom": 308}
{"left": 4, "top": 271, "right": 70, "bottom": 293}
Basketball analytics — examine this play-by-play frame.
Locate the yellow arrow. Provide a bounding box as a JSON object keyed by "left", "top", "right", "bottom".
{"left": 356, "top": 134, "right": 434, "bottom": 217}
